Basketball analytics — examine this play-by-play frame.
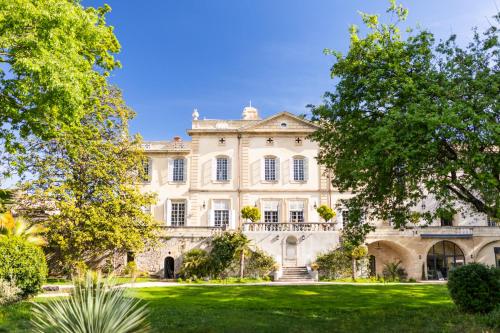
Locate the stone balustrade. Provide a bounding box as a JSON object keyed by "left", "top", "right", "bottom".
{"left": 243, "top": 222, "right": 337, "bottom": 232}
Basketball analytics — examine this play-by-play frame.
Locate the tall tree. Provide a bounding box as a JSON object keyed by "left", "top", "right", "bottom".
{"left": 0, "top": 0, "right": 120, "bottom": 179}
{"left": 310, "top": 1, "right": 499, "bottom": 228}
{"left": 20, "top": 87, "right": 158, "bottom": 273}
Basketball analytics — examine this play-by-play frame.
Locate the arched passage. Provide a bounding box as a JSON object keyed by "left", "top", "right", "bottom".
{"left": 367, "top": 240, "right": 413, "bottom": 278}
{"left": 164, "top": 256, "right": 175, "bottom": 279}
{"left": 426, "top": 240, "right": 465, "bottom": 280}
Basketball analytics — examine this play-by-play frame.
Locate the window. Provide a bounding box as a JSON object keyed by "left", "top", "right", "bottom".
{"left": 172, "top": 158, "right": 184, "bottom": 182}
{"left": 280, "top": 122, "right": 287, "bottom": 128}
{"left": 170, "top": 201, "right": 186, "bottom": 226}
{"left": 487, "top": 217, "right": 496, "bottom": 227}
{"left": 293, "top": 158, "right": 305, "bottom": 181}
{"left": 495, "top": 248, "right": 500, "bottom": 268}
{"left": 141, "top": 158, "right": 151, "bottom": 182}
{"left": 264, "top": 157, "right": 277, "bottom": 181}
{"left": 440, "top": 216, "right": 453, "bottom": 227}
{"left": 427, "top": 241, "right": 465, "bottom": 280}
{"left": 213, "top": 200, "right": 229, "bottom": 228}
{"left": 289, "top": 201, "right": 304, "bottom": 223}
{"left": 216, "top": 157, "right": 228, "bottom": 181}
{"left": 263, "top": 201, "right": 279, "bottom": 223}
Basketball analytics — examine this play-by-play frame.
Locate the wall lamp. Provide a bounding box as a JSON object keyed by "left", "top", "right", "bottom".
{"left": 301, "top": 235, "right": 306, "bottom": 241}
{"left": 202, "top": 201, "right": 206, "bottom": 209}
{"left": 313, "top": 202, "right": 318, "bottom": 209}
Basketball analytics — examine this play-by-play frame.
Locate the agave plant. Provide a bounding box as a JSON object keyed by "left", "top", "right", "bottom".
{"left": 0, "top": 212, "right": 46, "bottom": 246}
{"left": 31, "top": 271, "right": 150, "bottom": 333}
{"left": 382, "top": 260, "right": 408, "bottom": 282}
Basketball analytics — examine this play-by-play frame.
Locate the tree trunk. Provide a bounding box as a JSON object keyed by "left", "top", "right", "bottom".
{"left": 239, "top": 251, "right": 245, "bottom": 278}
{"left": 351, "top": 258, "right": 357, "bottom": 280}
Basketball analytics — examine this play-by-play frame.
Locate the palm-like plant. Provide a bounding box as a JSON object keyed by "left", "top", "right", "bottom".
{"left": 382, "top": 260, "right": 408, "bottom": 282}
{"left": 31, "top": 271, "right": 150, "bottom": 333}
{"left": 0, "top": 212, "right": 46, "bottom": 246}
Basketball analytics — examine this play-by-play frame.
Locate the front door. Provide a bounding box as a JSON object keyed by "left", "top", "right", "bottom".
{"left": 284, "top": 236, "right": 297, "bottom": 267}
{"left": 164, "top": 256, "right": 175, "bottom": 279}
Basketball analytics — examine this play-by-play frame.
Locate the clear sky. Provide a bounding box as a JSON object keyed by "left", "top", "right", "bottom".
{"left": 83, "top": 0, "right": 497, "bottom": 141}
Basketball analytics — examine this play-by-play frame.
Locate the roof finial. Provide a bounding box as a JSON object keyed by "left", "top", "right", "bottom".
{"left": 249, "top": 100, "right": 252, "bottom": 108}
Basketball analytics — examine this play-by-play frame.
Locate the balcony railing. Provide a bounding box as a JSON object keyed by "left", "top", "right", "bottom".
{"left": 243, "top": 222, "right": 337, "bottom": 232}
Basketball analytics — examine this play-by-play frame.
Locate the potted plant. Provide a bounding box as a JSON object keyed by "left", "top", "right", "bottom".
{"left": 316, "top": 205, "right": 336, "bottom": 223}
{"left": 241, "top": 206, "right": 261, "bottom": 223}
{"left": 310, "top": 262, "right": 319, "bottom": 281}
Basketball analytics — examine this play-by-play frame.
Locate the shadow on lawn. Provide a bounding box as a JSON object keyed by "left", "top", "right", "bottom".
{"left": 132, "top": 285, "right": 484, "bottom": 333}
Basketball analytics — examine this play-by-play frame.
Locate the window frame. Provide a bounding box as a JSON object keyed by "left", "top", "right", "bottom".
{"left": 170, "top": 200, "right": 186, "bottom": 227}
{"left": 264, "top": 156, "right": 277, "bottom": 182}
{"left": 216, "top": 156, "right": 229, "bottom": 182}
{"left": 293, "top": 157, "right": 305, "bottom": 182}
{"left": 172, "top": 158, "right": 185, "bottom": 182}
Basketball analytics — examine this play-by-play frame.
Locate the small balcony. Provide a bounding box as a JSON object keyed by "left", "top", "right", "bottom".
{"left": 243, "top": 222, "right": 337, "bottom": 232}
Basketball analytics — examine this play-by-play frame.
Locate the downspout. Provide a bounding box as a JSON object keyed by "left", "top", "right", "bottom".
{"left": 237, "top": 133, "right": 242, "bottom": 230}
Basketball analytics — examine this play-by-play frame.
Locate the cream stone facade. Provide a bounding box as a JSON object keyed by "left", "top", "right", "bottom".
{"left": 135, "top": 107, "right": 500, "bottom": 280}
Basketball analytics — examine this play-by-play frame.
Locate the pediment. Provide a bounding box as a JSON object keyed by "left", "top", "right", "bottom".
{"left": 240, "top": 112, "right": 319, "bottom": 133}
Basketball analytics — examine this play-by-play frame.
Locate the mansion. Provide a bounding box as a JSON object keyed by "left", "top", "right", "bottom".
{"left": 135, "top": 106, "right": 500, "bottom": 280}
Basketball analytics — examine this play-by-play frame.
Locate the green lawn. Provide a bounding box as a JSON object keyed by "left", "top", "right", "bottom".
{"left": 0, "top": 284, "right": 494, "bottom": 333}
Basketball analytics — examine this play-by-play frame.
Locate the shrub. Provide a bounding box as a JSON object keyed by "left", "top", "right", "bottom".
{"left": 31, "top": 271, "right": 149, "bottom": 333}
{"left": 382, "top": 261, "right": 407, "bottom": 281}
{"left": 447, "top": 263, "right": 500, "bottom": 314}
{"left": 181, "top": 249, "right": 210, "bottom": 278}
{"left": 316, "top": 205, "right": 336, "bottom": 222}
{"left": 483, "top": 305, "right": 500, "bottom": 330}
{"left": 124, "top": 261, "right": 137, "bottom": 277}
{"left": 0, "top": 236, "right": 47, "bottom": 296}
{"left": 241, "top": 206, "right": 261, "bottom": 222}
{"left": 209, "top": 232, "right": 249, "bottom": 278}
{"left": 0, "top": 279, "right": 22, "bottom": 305}
{"left": 315, "top": 249, "right": 352, "bottom": 279}
{"left": 245, "top": 249, "right": 275, "bottom": 278}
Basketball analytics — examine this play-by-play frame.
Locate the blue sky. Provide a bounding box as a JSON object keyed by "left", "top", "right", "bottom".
{"left": 83, "top": 0, "right": 497, "bottom": 141}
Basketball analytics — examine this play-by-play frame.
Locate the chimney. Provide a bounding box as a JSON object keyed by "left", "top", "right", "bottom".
{"left": 242, "top": 105, "right": 260, "bottom": 120}
{"left": 173, "top": 136, "right": 182, "bottom": 142}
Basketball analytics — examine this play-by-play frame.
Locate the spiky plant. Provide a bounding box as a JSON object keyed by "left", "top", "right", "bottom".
{"left": 0, "top": 213, "right": 46, "bottom": 246}
{"left": 31, "top": 271, "right": 150, "bottom": 333}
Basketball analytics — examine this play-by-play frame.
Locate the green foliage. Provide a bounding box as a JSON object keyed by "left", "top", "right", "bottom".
{"left": 181, "top": 249, "right": 210, "bottom": 279}
{"left": 20, "top": 88, "right": 158, "bottom": 273}
{"left": 0, "top": 236, "right": 47, "bottom": 296}
{"left": 311, "top": 2, "right": 500, "bottom": 227}
{"left": 31, "top": 271, "right": 150, "bottom": 333}
{"left": 315, "top": 249, "right": 352, "bottom": 279}
{"left": 382, "top": 261, "right": 408, "bottom": 282}
{"left": 316, "top": 205, "right": 336, "bottom": 222}
{"left": 447, "top": 263, "right": 500, "bottom": 314}
{"left": 350, "top": 245, "right": 368, "bottom": 260}
{"left": 0, "top": 279, "right": 21, "bottom": 305}
{"left": 124, "top": 261, "right": 138, "bottom": 278}
{"left": 483, "top": 305, "right": 500, "bottom": 330}
{"left": 245, "top": 248, "right": 276, "bottom": 278}
{"left": 209, "top": 232, "right": 250, "bottom": 278}
{"left": 0, "top": 190, "right": 13, "bottom": 213}
{"left": 0, "top": 0, "right": 120, "bottom": 164}
{"left": 340, "top": 202, "right": 375, "bottom": 252}
{"left": 241, "top": 206, "right": 261, "bottom": 222}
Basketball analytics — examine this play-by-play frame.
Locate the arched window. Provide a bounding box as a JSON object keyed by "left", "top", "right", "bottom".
{"left": 427, "top": 241, "right": 465, "bottom": 280}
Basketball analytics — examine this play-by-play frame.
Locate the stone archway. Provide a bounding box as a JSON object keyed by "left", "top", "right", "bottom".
{"left": 164, "top": 256, "right": 175, "bottom": 279}
{"left": 426, "top": 240, "right": 465, "bottom": 280}
{"left": 367, "top": 240, "right": 413, "bottom": 278}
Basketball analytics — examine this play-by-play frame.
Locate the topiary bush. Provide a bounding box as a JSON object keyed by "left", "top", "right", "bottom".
{"left": 315, "top": 249, "right": 352, "bottom": 280}
{"left": 0, "top": 236, "right": 47, "bottom": 296}
{"left": 245, "top": 248, "right": 275, "bottom": 278}
{"left": 447, "top": 263, "right": 500, "bottom": 314}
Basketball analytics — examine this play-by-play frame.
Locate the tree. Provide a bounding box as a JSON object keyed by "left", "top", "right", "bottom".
{"left": 310, "top": 1, "right": 499, "bottom": 228}
{"left": 0, "top": 0, "right": 120, "bottom": 175}
{"left": 19, "top": 87, "right": 158, "bottom": 273}
{"left": 241, "top": 206, "right": 261, "bottom": 223}
{"left": 316, "top": 205, "right": 336, "bottom": 222}
{"left": 209, "top": 232, "right": 250, "bottom": 279}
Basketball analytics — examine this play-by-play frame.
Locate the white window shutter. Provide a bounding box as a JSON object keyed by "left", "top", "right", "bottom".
{"left": 275, "top": 157, "right": 280, "bottom": 181}
{"left": 304, "top": 157, "right": 309, "bottom": 181}
{"left": 260, "top": 158, "right": 265, "bottom": 181}
{"left": 148, "top": 158, "right": 153, "bottom": 181}
{"left": 212, "top": 158, "right": 217, "bottom": 181}
{"left": 289, "top": 158, "right": 294, "bottom": 182}
{"left": 208, "top": 209, "right": 214, "bottom": 226}
{"left": 165, "top": 199, "right": 172, "bottom": 226}
{"left": 183, "top": 158, "right": 188, "bottom": 182}
{"left": 185, "top": 199, "right": 190, "bottom": 226}
{"left": 167, "top": 158, "right": 174, "bottom": 182}
{"left": 336, "top": 209, "right": 342, "bottom": 226}
{"left": 230, "top": 209, "right": 236, "bottom": 229}
{"left": 227, "top": 157, "right": 232, "bottom": 180}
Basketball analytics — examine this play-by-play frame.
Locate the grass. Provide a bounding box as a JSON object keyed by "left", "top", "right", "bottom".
{"left": 45, "top": 276, "right": 158, "bottom": 285}
{"left": 0, "top": 284, "right": 495, "bottom": 333}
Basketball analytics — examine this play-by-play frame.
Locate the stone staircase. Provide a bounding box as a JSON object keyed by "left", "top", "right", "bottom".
{"left": 278, "top": 266, "right": 315, "bottom": 282}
